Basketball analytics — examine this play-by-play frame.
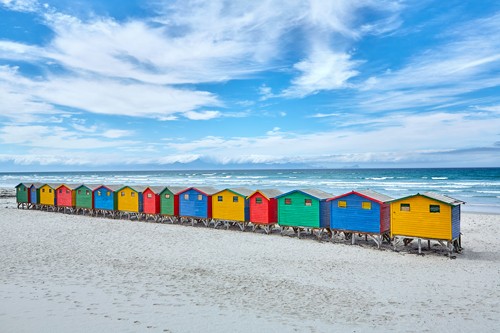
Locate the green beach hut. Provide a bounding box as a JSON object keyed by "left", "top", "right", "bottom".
{"left": 159, "top": 186, "right": 185, "bottom": 222}
{"left": 15, "top": 183, "right": 31, "bottom": 209}
{"left": 74, "top": 184, "right": 96, "bottom": 214}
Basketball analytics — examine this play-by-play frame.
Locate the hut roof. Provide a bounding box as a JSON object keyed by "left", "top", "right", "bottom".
{"left": 43, "top": 183, "right": 61, "bottom": 189}
{"left": 162, "top": 186, "right": 188, "bottom": 194}
{"left": 16, "top": 182, "right": 32, "bottom": 188}
{"left": 277, "top": 188, "right": 333, "bottom": 200}
{"left": 248, "top": 189, "right": 283, "bottom": 199}
{"left": 390, "top": 192, "right": 464, "bottom": 206}
{"left": 215, "top": 187, "right": 254, "bottom": 197}
{"left": 329, "top": 189, "right": 393, "bottom": 203}
{"left": 179, "top": 186, "right": 220, "bottom": 196}
{"left": 144, "top": 186, "right": 166, "bottom": 194}
{"left": 56, "top": 184, "right": 81, "bottom": 190}
{"left": 76, "top": 184, "right": 102, "bottom": 190}
{"left": 95, "top": 184, "right": 123, "bottom": 192}
{"left": 30, "top": 182, "right": 44, "bottom": 188}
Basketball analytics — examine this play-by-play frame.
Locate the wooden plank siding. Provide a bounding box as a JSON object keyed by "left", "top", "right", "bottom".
{"left": 159, "top": 186, "right": 185, "bottom": 216}
{"left": 277, "top": 190, "right": 332, "bottom": 228}
{"left": 212, "top": 188, "right": 253, "bottom": 222}
{"left": 74, "top": 185, "right": 94, "bottom": 209}
{"left": 178, "top": 187, "right": 219, "bottom": 219}
{"left": 39, "top": 184, "right": 57, "bottom": 206}
{"left": 390, "top": 195, "right": 454, "bottom": 240}
{"left": 247, "top": 189, "right": 282, "bottom": 225}
{"left": 56, "top": 184, "right": 76, "bottom": 207}
{"left": 116, "top": 186, "right": 144, "bottom": 213}
{"left": 329, "top": 191, "right": 392, "bottom": 234}
{"left": 15, "top": 183, "right": 30, "bottom": 204}
{"left": 93, "top": 185, "right": 119, "bottom": 211}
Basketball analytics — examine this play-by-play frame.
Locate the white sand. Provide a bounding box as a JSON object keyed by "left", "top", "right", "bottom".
{"left": 0, "top": 193, "right": 499, "bottom": 333}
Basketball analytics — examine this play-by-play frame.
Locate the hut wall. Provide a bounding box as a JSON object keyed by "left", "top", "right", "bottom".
{"left": 380, "top": 203, "right": 391, "bottom": 233}
{"left": 451, "top": 205, "right": 461, "bottom": 239}
{"left": 390, "top": 196, "right": 452, "bottom": 240}
{"left": 93, "top": 187, "right": 116, "bottom": 211}
{"left": 75, "top": 187, "right": 93, "bottom": 209}
{"left": 117, "top": 187, "right": 141, "bottom": 213}
{"left": 319, "top": 200, "right": 330, "bottom": 228}
{"left": 249, "top": 193, "right": 276, "bottom": 224}
{"left": 30, "top": 186, "right": 39, "bottom": 204}
{"left": 143, "top": 189, "right": 160, "bottom": 215}
{"left": 39, "top": 185, "right": 56, "bottom": 206}
{"left": 160, "top": 189, "right": 176, "bottom": 215}
{"left": 56, "top": 186, "right": 74, "bottom": 207}
{"left": 212, "top": 190, "right": 247, "bottom": 222}
{"left": 178, "top": 189, "right": 209, "bottom": 218}
{"left": 330, "top": 194, "right": 381, "bottom": 233}
{"left": 16, "top": 184, "right": 29, "bottom": 203}
{"left": 278, "top": 192, "right": 320, "bottom": 228}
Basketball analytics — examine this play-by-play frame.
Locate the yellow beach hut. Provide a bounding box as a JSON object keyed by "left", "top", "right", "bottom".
{"left": 212, "top": 188, "right": 253, "bottom": 230}
{"left": 116, "top": 185, "right": 146, "bottom": 219}
{"left": 390, "top": 192, "right": 464, "bottom": 254}
{"left": 39, "top": 183, "right": 58, "bottom": 210}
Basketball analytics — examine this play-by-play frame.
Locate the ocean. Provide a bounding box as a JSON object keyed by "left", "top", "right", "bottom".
{"left": 1, "top": 168, "right": 499, "bottom": 213}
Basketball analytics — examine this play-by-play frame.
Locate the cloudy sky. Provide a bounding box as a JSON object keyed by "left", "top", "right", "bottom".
{"left": 1, "top": 0, "right": 499, "bottom": 171}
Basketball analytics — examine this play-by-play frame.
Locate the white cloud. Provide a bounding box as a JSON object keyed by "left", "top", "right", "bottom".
{"left": 183, "top": 110, "right": 221, "bottom": 121}
{"left": 101, "top": 129, "right": 132, "bottom": 139}
{"left": 0, "top": 0, "right": 39, "bottom": 12}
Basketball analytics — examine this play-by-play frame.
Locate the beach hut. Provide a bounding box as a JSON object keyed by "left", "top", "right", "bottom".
{"left": 55, "top": 184, "right": 77, "bottom": 213}
{"left": 93, "top": 185, "right": 121, "bottom": 218}
{"left": 276, "top": 189, "right": 333, "bottom": 238}
{"left": 116, "top": 185, "right": 145, "bottom": 219}
{"left": 74, "top": 184, "right": 96, "bottom": 215}
{"left": 389, "top": 192, "right": 464, "bottom": 254}
{"left": 29, "top": 183, "right": 42, "bottom": 209}
{"left": 158, "top": 186, "right": 186, "bottom": 223}
{"left": 212, "top": 188, "right": 254, "bottom": 230}
{"left": 39, "top": 183, "right": 58, "bottom": 211}
{"left": 328, "top": 190, "right": 393, "bottom": 248}
{"left": 177, "top": 186, "right": 219, "bottom": 226}
{"left": 15, "top": 183, "right": 31, "bottom": 209}
{"left": 247, "top": 189, "right": 282, "bottom": 234}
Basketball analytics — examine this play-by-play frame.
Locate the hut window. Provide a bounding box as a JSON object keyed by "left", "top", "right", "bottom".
{"left": 430, "top": 205, "right": 440, "bottom": 213}
{"left": 66, "top": 189, "right": 70, "bottom": 194}
{"left": 97, "top": 191, "right": 101, "bottom": 196}
{"left": 121, "top": 192, "right": 125, "bottom": 197}
{"left": 147, "top": 193, "right": 152, "bottom": 198}
{"left": 304, "top": 199, "right": 312, "bottom": 206}
{"left": 400, "top": 203, "right": 410, "bottom": 211}
{"left": 255, "top": 197, "right": 263, "bottom": 204}
{"left": 107, "top": 191, "right": 110, "bottom": 196}
{"left": 338, "top": 201, "right": 347, "bottom": 208}
{"left": 59, "top": 189, "right": 62, "bottom": 193}
{"left": 86, "top": 190, "right": 90, "bottom": 195}
{"left": 165, "top": 194, "right": 171, "bottom": 199}
{"left": 184, "top": 194, "right": 189, "bottom": 200}
{"left": 362, "top": 202, "right": 372, "bottom": 210}
{"left": 131, "top": 192, "right": 135, "bottom": 197}
{"left": 78, "top": 190, "right": 81, "bottom": 194}
{"left": 284, "top": 198, "right": 292, "bottom": 205}
{"left": 218, "top": 196, "right": 223, "bottom": 202}
{"left": 197, "top": 194, "right": 203, "bottom": 201}
{"left": 24, "top": 188, "right": 26, "bottom": 191}
{"left": 32, "top": 188, "right": 35, "bottom": 192}
{"left": 49, "top": 189, "right": 52, "bottom": 193}
{"left": 233, "top": 196, "right": 239, "bottom": 203}
{"left": 42, "top": 189, "right": 45, "bottom": 192}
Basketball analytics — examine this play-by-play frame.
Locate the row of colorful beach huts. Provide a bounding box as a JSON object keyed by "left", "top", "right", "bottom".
{"left": 15, "top": 182, "right": 464, "bottom": 255}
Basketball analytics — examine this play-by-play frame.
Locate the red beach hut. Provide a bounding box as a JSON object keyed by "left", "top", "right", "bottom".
{"left": 247, "top": 189, "right": 282, "bottom": 233}
{"left": 142, "top": 186, "right": 164, "bottom": 221}
{"left": 56, "top": 184, "right": 76, "bottom": 213}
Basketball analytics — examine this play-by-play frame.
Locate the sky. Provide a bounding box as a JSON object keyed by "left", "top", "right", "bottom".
{"left": 0, "top": 0, "right": 499, "bottom": 171}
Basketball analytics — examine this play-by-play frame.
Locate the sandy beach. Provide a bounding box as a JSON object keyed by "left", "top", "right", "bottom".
{"left": 0, "top": 190, "right": 499, "bottom": 332}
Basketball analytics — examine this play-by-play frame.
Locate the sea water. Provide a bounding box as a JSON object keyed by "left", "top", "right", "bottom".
{"left": 1, "top": 168, "right": 499, "bottom": 213}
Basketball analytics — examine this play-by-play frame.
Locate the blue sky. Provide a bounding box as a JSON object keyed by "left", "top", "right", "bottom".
{"left": 1, "top": 0, "right": 499, "bottom": 171}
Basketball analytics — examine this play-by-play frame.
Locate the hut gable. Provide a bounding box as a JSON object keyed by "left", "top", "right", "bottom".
{"left": 390, "top": 193, "right": 463, "bottom": 241}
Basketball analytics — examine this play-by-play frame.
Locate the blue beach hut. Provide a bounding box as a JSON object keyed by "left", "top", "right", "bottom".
{"left": 93, "top": 185, "right": 121, "bottom": 217}
{"left": 328, "top": 190, "right": 393, "bottom": 248}
{"left": 29, "top": 183, "right": 43, "bottom": 208}
{"left": 177, "top": 187, "right": 219, "bottom": 224}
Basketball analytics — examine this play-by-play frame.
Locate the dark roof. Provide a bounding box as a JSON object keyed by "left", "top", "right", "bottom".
{"left": 277, "top": 188, "right": 333, "bottom": 200}
{"left": 390, "top": 192, "right": 464, "bottom": 206}
{"left": 248, "top": 189, "right": 283, "bottom": 199}
{"left": 329, "top": 189, "right": 393, "bottom": 203}
{"left": 178, "top": 186, "right": 220, "bottom": 196}
{"left": 217, "top": 187, "right": 254, "bottom": 197}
